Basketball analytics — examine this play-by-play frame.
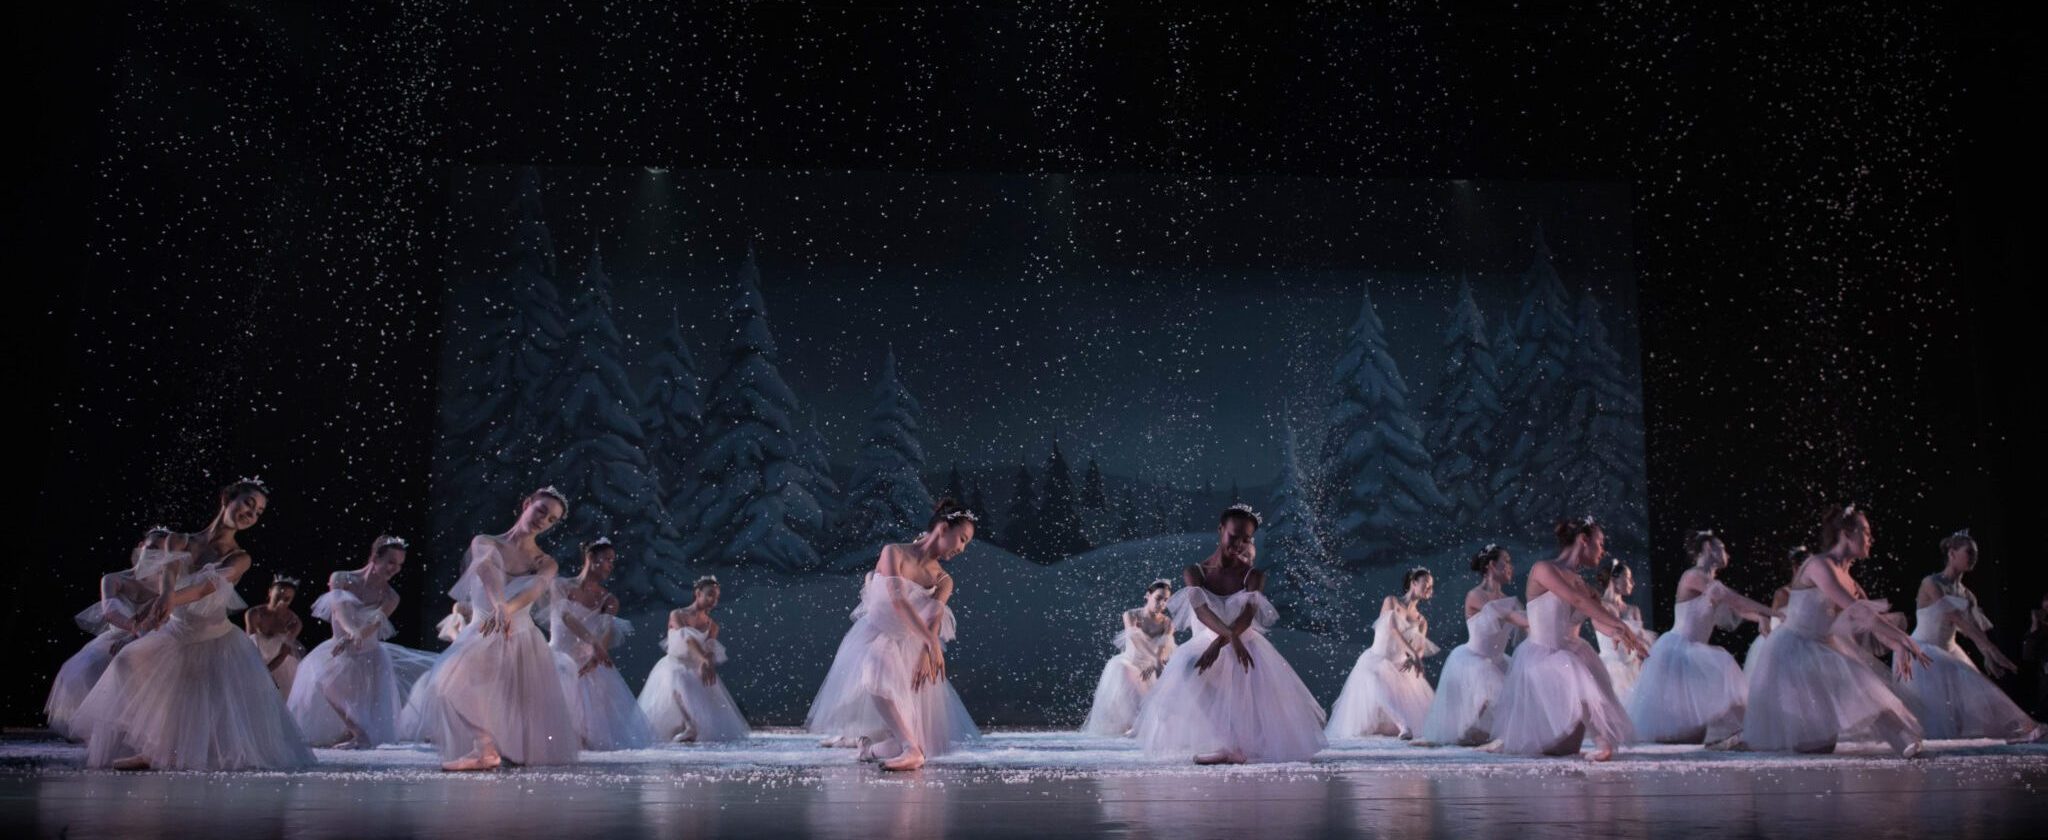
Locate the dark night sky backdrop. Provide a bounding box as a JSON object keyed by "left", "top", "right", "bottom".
{"left": 448, "top": 168, "right": 1635, "bottom": 489}
{"left": 13, "top": 3, "right": 2041, "bottom": 724}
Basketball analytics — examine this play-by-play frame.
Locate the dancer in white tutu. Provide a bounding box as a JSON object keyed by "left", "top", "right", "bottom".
{"left": 74, "top": 478, "right": 314, "bottom": 771}
{"left": 641, "top": 575, "right": 751, "bottom": 743}
{"left": 243, "top": 576, "right": 304, "bottom": 698}
{"left": 1417, "top": 545, "right": 1528, "bottom": 746}
{"left": 286, "top": 535, "right": 412, "bottom": 748}
{"left": 1133, "top": 504, "right": 1327, "bottom": 764}
{"left": 44, "top": 529, "right": 185, "bottom": 740}
{"left": 1626, "top": 530, "right": 1779, "bottom": 746}
{"left": 1892, "top": 530, "right": 2041, "bottom": 742}
{"left": 1081, "top": 579, "right": 1178, "bottom": 737}
{"left": 1593, "top": 560, "right": 1655, "bottom": 703}
{"left": 805, "top": 498, "right": 981, "bottom": 771}
{"left": 1327, "top": 568, "right": 1440, "bottom": 739}
{"left": 1490, "top": 516, "right": 1648, "bottom": 760}
{"left": 550, "top": 537, "right": 657, "bottom": 750}
{"left": 401, "top": 487, "right": 581, "bottom": 770}
{"left": 1745, "top": 504, "right": 1930, "bottom": 756}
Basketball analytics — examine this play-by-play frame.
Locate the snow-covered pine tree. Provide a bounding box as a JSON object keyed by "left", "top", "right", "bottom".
{"left": 799, "top": 404, "right": 842, "bottom": 532}
{"left": 966, "top": 481, "right": 993, "bottom": 538}
{"left": 640, "top": 307, "right": 704, "bottom": 517}
{"left": 673, "top": 245, "right": 828, "bottom": 573}
{"left": 1079, "top": 457, "right": 1115, "bottom": 546}
{"left": 1426, "top": 280, "right": 1507, "bottom": 536}
{"left": 832, "top": 349, "right": 935, "bottom": 562}
{"left": 1318, "top": 284, "right": 1449, "bottom": 567}
{"left": 1484, "top": 318, "right": 1526, "bottom": 530}
{"left": 1033, "top": 440, "right": 1090, "bottom": 562}
{"left": 1557, "top": 294, "right": 1647, "bottom": 546}
{"left": 1497, "top": 224, "right": 1579, "bottom": 530}
{"left": 434, "top": 167, "right": 567, "bottom": 569}
{"left": 1003, "top": 463, "right": 1037, "bottom": 554}
{"left": 1263, "top": 420, "right": 1347, "bottom": 631}
{"left": 943, "top": 465, "right": 967, "bottom": 506}
{"left": 538, "top": 242, "right": 686, "bottom": 600}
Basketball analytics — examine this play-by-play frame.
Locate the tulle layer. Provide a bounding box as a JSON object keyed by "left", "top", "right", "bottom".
{"left": 1326, "top": 649, "right": 1434, "bottom": 738}
{"left": 1082, "top": 657, "right": 1153, "bottom": 737}
{"left": 288, "top": 637, "right": 404, "bottom": 746}
{"left": 44, "top": 631, "right": 131, "bottom": 740}
{"left": 1625, "top": 633, "right": 1746, "bottom": 744}
{"left": 72, "top": 624, "right": 313, "bottom": 770}
{"left": 398, "top": 616, "right": 580, "bottom": 765}
{"left": 1744, "top": 627, "right": 1921, "bottom": 752}
{"left": 1417, "top": 643, "right": 1511, "bottom": 745}
{"left": 1492, "top": 636, "right": 1635, "bottom": 755}
{"left": 1133, "top": 628, "right": 1328, "bottom": 762}
{"left": 1893, "top": 642, "right": 2038, "bottom": 740}
{"left": 639, "top": 655, "right": 751, "bottom": 742}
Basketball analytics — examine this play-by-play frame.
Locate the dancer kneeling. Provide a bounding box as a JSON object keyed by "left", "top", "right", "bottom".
{"left": 1892, "top": 530, "right": 2041, "bottom": 742}
{"left": 1327, "top": 568, "right": 1440, "bottom": 739}
{"left": 550, "top": 538, "right": 657, "bottom": 750}
{"left": 1490, "top": 516, "right": 1648, "bottom": 761}
{"left": 401, "top": 487, "right": 580, "bottom": 771}
{"left": 1082, "top": 580, "right": 1178, "bottom": 737}
{"left": 640, "top": 576, "right": 751, "bottom": 743}
{"left": 1417, "top": 545, "right": 1527, "bottom": 746}
{"left": 1134, "top": 504, "right": 1326, "bottom": 764}
{"left": 804, "top": 499, "right": 981, "bottom": 771}
{"left": 1626, "top": 530, "right": 1778, "bottom": 747}
{"left": 288, "top": 535, "right": 412, "bottom": 747}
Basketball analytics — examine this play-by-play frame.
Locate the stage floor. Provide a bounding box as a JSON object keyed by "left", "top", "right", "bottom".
{"left": 5, "top": 731, "right": 2046, "bottom": 839}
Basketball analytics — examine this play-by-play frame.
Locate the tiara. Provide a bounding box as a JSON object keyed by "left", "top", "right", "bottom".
{"left": 238, "top": 475, "right": 269, "bottom": 490}
{"left": 589, "top": 536, "right": 614, "bottom": 548}
{"left": 147, "top": 524, "right": 172, "bottom": 535}
{"left": 1482, "top": 543, "right": 1500, "bottom": 553}
{"left": 1226, "top": 502, "right": 1263, "bottom": 525}
{"left": 941, "top": 509, "right": 980, "bottom": 523}
{"left": 1581, "top": 514, "right": 1597, "bottom": 526}
{"left": 1842, "top": 503, "right": 1857, "bottom": 517}
{"left": 377, "top": 536, "right": 408, "bottom": 549}
{"left": 693, "top": 575, "right": 720, "bottom": 587}
{"left": 1407, "top": 566, "right": 1432, "bottom": 577}
{"left": 1149, "top": 578, "right": 1173, "bottom": 588}
{"left": 1695, "top": 529, "right": 1714, "bottom": 538}
{"left": 271, "top": 574, "right": 301, "bottom": 587}
{"left": 1792, "top": 545, "right": 1808, "bottom": 555}
{"left": 532, "top": 486, "right": 571, "bottom": 512}
{"left": 1951, "top": 527, "right": 1972, "bottom": 539}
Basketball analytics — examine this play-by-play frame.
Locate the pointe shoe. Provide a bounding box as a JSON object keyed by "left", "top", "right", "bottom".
{"left": 1584, "top": 745, "right": 1615, "bottom": 762}
{"left": 880, "top": 745, "right": 926, "bottom": 771}
{"left": 2008, "top": 726, "right": 2043, "bottom": 745}
{"left": 673, "top": 731, "right": 698, "bottom": 744}
{"left": 110, "top": 755, "right": 151, "bottom": 771}
{"left": 1706, "top": 733, "right": 1744, "bottom": 751}
{"left": 1474, "top": 739, "right": 1505, "bottom": 753}
{"left": 1901, "top": 740, "right": 1925, "bottom": 759}
{"left": 1193, "top": 748, "right": 1246, "bottom": 765}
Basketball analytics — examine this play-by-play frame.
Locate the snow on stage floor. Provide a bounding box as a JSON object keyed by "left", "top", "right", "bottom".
{"left": 6, "top": 730, "right": 2046, "bottom": 839}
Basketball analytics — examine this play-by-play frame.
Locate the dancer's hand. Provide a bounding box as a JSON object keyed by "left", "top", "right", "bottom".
{"left": 1230, "top": 637, "right": 1254, "bottom": 672}
{"left": 1194, "top": 639, "right": 1227, "bottom": 673}
{"left": 478, "top": 616, "right": 505, "bottom": 637}
{"left": 1986, "top": 651, "right": 2016, "bottom": 679}
{"left": 923, "top": 641, "right": 947, "bottom": 684}
{"left": 578, "top": 657, "right": 600, "bottom": 678}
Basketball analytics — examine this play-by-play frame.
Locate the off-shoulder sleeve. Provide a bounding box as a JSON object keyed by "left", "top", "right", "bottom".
{"left": 681, "top": 627, "right": 728, "bottom": 664}
{"left": 130, "top": 547, "right": 191, "bottom": 581}
{"left": 74, "top": 598, "right": 134, "bottom": 635}
{"left": 1942, "top": 593, "right": 1993, "bottom": 633}
{"left": 1238, "top": 591, "right": 1280, "bottom": 631}
{"left": 449, "top": 535, "right": 507, "bottom": 609}
{"left": 1701, "top": 580, "right": 1743, "bottom": 631}
{"left": 933, "top": 603, "right": 958, "bottom": 643}
{"left": 435, "top": 611, "right": 466, "bottom": 642}
{"left": 1399, "top": 615, "right": 1441, "bottom": 658}
{"left": 1165, "top": 586, "right": 1209, "bottom": 632}
{"left": 312, "top": 589, "right": 396, "bottom": 641}
{"left": 1830, "top": 598, "right": 1894, "bottom": 638}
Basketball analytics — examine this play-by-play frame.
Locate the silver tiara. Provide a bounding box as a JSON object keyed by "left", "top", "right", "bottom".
{"left": 589, "top": 536, "right": 614, "bottom": 548}
{"left": 1482, "top": 543, "right": 1500, "bottom": 553}
{"left": 147, "top": 524, "right": 171, "bottom": 535}
{"left": 239, "top": 475, "right": 269, "bottom": 490}
{"left": 1842, "top": 503, "right": 1857, "bottom": 517}
{"left": 1149, "top": 578, "right": 1173, "bottom": 589}
{"left": 1227, "top": 502, "right": 1263, "bottom": 525}
{"left": 942, "top": 509, "right": 980, "bottom": 523}
{"left": 377, "top": 536, "right": 408, "bottom": 549}
{"left": 693, "top": 575, "right": 720, "bottom": 587}
{"left": 1581, "top": 514, "right": 1597, "bottom": 526}
{"left": 533, "top": 486, "right": 571, "bottom": 512}
{"left": 1408, "top": 566, "right": 1432, "bottom": 577}
{"left": 1695, "top": 529, "right": 1714, "bottom": 538}
{"left": 271, "top": 575, "right": 300, "bottom": 588}
{"left": 1951, "top": 527, "right": 1971, "bottom": 539}
{"left": 1793, "top": 545, "right": 1808, "bottom": 555}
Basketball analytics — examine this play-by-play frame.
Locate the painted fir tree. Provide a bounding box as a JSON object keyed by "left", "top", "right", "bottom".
{"left": 640, "top": 307, "right": 704, "bottom": 516}
{"left": 1033, "top": 440, "right": 1091, "bottom": 562}
{"left": 1426, "top": 280, "right": 1507, "bottom": 535}
{"left": 1498, "top": 223, "right": 1579, "bottom": 530}
{"left": 1484, "top": 318, "right": 1526, "bottom": 529}
{"left": 1003, "top": 463, "right": 1037, "bottom": 553}
{"left": 1557, "top": 294, "right": 1647, "bottom": 545}
{"left": 1079, "top": 457, "right": 1116, "bottom": 545}
{"left": 1318, "top": 284, "right": 1448, "bottom": 566}
{"left": 832, "top": 348, "right": 935, "bottom": 562}
{"left": 434, "top": 167, "right": 567, "bottom": 572}
{"left": 1263, "top": 421, "right": 1347, "bottom": 631}
{"left": 674, "top": 246, "right": 829, "bottom": 572}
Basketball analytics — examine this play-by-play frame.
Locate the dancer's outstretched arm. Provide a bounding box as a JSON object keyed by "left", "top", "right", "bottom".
{"left": 1532, "top": 562, "right": 1646, "bottom": 659}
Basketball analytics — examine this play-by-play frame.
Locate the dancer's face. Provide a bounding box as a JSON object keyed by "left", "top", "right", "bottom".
{"left": 371, "top": 548, "right": 406, "bottom": 581}
{"left": 1613, "top": 567, "right": 1634, "bottom": 596}
{"left": 1847, "top": 521, "right": 1873, "bottom": 560}
{"left": 268, "top": 585, "right": 295, "bottom": 609}
{"left": 1699, "top": 539, "right": 1727, "bottom": 571}
{"left": 1577, "top": 530, "right": 1607, "bottom": 566}
{"left": 1145, "top": 587, "right": 1170, "bottom": 610}
{"left": 1490, "top": 555, "right": 1516, "bottom": 585}
{"left": 520, "top": 497, "right": 565, "bottom": 534}
{"left": 585, "top": 547, "right": 616, "bottom": 580}
{"left": 1409, "top": 574, "right": 1434, "bottom": 600}
{"left": 226, "top": 491, "right": 268, "bottom": 530}
{"left": 1218, "top": 520, "right": 1255, "bottom": 564}
{"left": 932, "top": 521, "right": 975, "bottom": 561}
{"left": 1946, "top": 544, "right": 1977, "bottom": 572}
{"left": 695, "top": 584, "right": 721, "bottom": 610}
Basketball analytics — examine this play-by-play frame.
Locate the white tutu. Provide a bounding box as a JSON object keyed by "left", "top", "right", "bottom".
{"left": 1418, "top": 596, "right": 1522, "bottom": 745}
{"left": 71, "top": 565, "right": 314, "bottom": 770}
{"left": 385, "top": 643, "right": 438, "bottom": 696}
{"left": 252, "top": 631, "right": 300, "bottom": 698}
{"left": 1326, "top": 608, "right": 1438, "bottom": 738}
{"left": 1627, "top": 581, "right": 1747, "bottom": 744}
{"left": 46, "top": 598, "right": 140, "bottom": 740}
{"left": 1596, "top": 615, "right": 1653, "bottom": 704}
{"left": 1081, "top": 610, "right": 1177, "bottom": 737}
{"left": 1744, "top": 589, "right": 1923, "bottom": 752}
{"left": 805, "top": 574, "right": 979, "bottom": 757}
{"left": 287, "top": 587, "right": 406, "bottom": 746}
{"left": 639, "top": 626, "right": 751, "bottom": 742}
{"left": 1491, "top": 591, "right": 1634, "bottom": 755}
{"left": 1893, "top": 593, "right": 2039, "bottom": 740}
{"left": 398, "top": 536, "right": 579, "bottom": 765}
{"left": 1133, "top": 587, "right": 1326, "bottom": 762}
{"left": 550, "top": 587, "right": 656, "bottom": 750}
